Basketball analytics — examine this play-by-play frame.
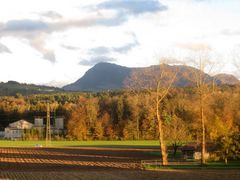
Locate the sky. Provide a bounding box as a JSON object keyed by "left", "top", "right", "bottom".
{"left": 0, "top": 0, "right": 240, "bottom": 87}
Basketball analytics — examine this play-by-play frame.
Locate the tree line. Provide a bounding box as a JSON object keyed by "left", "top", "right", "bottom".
{"left": 0, "top": 87, "right": 238, "bottom": 141}
{"left": 0, "top": 86, "right": 239, "bottom": 163}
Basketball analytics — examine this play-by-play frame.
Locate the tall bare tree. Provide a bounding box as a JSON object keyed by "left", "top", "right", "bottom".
{"left": 186, "top": 45, "right": 214, "bottom": 165}
{"left": 125, "top": 58, "right": 178, "bottom": 165}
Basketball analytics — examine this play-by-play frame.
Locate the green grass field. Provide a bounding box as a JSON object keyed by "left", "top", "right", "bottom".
{"left": 143, "top": 161, "right": 240, "bottom": 170}
{"left": 0, "top": 140, "right": 160, "bottom": 148}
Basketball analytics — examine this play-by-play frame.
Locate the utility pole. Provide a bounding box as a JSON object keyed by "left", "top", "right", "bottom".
{"left": 46, "top": 103, "right": 51, "bottom": 146}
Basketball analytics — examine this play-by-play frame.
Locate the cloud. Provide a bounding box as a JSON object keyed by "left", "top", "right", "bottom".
{"left": 61, "top": 44, "right": 80, "bottom": 50}
{"left": 193, "top": 0, "right": 213, "bottom": 2}
{"left": 89, "top": 42, "right": 138, "bottom": 55}
{"left": 93, "top": 0, "right": 167, "bottom": 26}
{"left": 113, "top": 41, "right": 139, "bottom": 53}
{"left": 79, "top": 56, "right": 116, "bottom": 66}
{"left": 0, "top": 19, "right": 55, "bottom": 62}
{"left": 0, "top": 18, "right": 97, "bottom": 62}
{"left": 48, "top": 19, "right": 97, "bottom": 32}
{"left": 3, "top": 19, "right": 48, "bottom": 32}
{"left": 97, "top": 0, "right": 167, "bottom": 15}
{"left": 221, "top": 29, "right": 240, "bottom": 36}
{"left": 89, "top": 33, "right": 139, "bottom": 55}
{"left": 40, "top": 11, "right": 62, "bottom": 20}
{"left": 89, "top": 46, "right": 111, "bottom": 55}
{"left": 42, "top": 51, "right": 56, "bottom": 63}
{"left": 0, "top": 0, "right": 164, "bottom": 62}
{"left": 95, "top": 11, "right": 128, "bottom": 26}
{"left": 0, "top": 43, "right": 11, "bottom": 53}
{"left": 29, "top": 33, "right": 56, "bottom": 63}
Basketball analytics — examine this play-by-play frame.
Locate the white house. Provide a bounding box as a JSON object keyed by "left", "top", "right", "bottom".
{"left": 4, "top": 120, "right": 33, "bottom": 139}
{"left": 4, "top": 117, "right": 65, "bottom": 140}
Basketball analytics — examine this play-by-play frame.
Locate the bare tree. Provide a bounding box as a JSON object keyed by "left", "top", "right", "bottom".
{"left": 125, "top": 58, "right": 178, "bottom": 165}
{"left": 186, "top": 45, "right": 215, "bottom": 165}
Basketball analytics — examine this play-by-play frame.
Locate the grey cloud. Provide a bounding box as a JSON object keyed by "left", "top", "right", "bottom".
{"left": 96, "top": 12, "right": 128, "bottom": 26}
{"left": 94, "top": 0, "right": 167, "bottom": 27}
{"left": 0, "top": 43, "right": 11, "bottom": 53}
{"left": 193, "top": 0, "right": 213, "bottom": 2}
{"left": 89, "top": 46, "right": 111, "bottom": 55}
{"left": 43, "top": 51, "right": 56, "bottom": 63}
{"left": 1, "top": 18, "right": 98, "bottom": 34}
{"left": 79, "top": 56, "right": 116, "bottom": 66}
{"left": 89, "top": 42, "right": 138, "bottom": 55}
{"left": 40, "top": 11, "right": 62, "bottom": 20}
{"left": 48, "top": 19, "right": 96, "bottom": 32}
{"left": 89, "top": 34, "right": 139, "bottom": 55}
{"left": 0, "top": 18, "right": 97, "bottom": 62}
{"left": 113, "top": 41, "right": 139, "bottom": 53}
{"left": 61, "top": 44, "right": 80, "bottom": 50}
{"left": 0, "top": 1, "right": 167, "bottom": 38}
{"left": 4, "top": 19, "right": 48, "bottom": 32}
{"left": 0, "top": 2, "right": 152, "bottom": 62}
{"left": 29, "top": 34, "right": 56, "bottom": 63}
{"left": 97, "top": 0, "right": 167, "bottom": 15}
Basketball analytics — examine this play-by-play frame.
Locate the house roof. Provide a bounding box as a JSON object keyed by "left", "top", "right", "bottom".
{"left": 8, "top": 120, "right": 33, "bottom": 129}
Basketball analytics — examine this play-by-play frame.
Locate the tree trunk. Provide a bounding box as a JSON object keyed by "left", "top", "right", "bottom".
{"left": 157, "top": 98, "right": 168, "bottom": 166}
{"left": 173, "top": 143, "right": 178, "bottom": 158}
{"left": 200, "top": 92, "right": 206, "bottom": 165}
{"left": 225, "top": 157, "right": 228, "bottom": 164}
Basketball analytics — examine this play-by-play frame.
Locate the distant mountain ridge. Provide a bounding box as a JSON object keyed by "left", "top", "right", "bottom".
{"left": 1, "top": 62, "right": 238, "bottom": 96}
{"left": 63, "top": 62, "right": 240, "bottom": 91}
{"left": 0, "top": 81, "right": 62, "bottom": 96}
{"left": 214, "top": 74, "right": 240, "bottom": 85}
{"left": 64, "top": 63, "right": 130, "bottom": 91}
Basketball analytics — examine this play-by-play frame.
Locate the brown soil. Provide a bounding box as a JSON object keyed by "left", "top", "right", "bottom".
{"left": 0, "top": 147, "right": 159, "bottom": 171}
{"left": 0, "top": 147, "right": 239, "bottom": 180}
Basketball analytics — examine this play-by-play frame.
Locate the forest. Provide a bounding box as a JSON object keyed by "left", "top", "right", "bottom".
{"left": 0, "top": 84, "right": 240, "bottom": 163}
{"left": 0, "top": 86, "right": 238, "bottom": 140}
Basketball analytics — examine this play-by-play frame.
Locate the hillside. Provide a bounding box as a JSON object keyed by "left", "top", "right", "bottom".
{"left": 0, "top": 81, "right": 62, "bottom": 96}
{"left": 214, "top": 74, "right": 240, "bottom": 85}
{"left": 63, "top": 62, "right": 239, "bottom": 91}
{"left": 64, "top": 62, "right": 130, "bottom": 91}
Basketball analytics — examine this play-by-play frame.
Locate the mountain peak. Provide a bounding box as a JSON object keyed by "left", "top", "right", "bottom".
{"left": 214, "top": 73, "right": 239, "bottom": 85}
{"left": 93, "top": 62, "right": 127, "bottom": 69}
{"left": 63, "top": 62, "right": 130, "bottom": 91}
{"left": 63, "top": 62, "right": 239, "bottom": 92}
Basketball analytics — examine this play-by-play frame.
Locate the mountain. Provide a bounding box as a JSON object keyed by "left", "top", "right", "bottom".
{"left": 64, "top": 62, "right": 130, "bottom": 91}
{"left": 63, "top": 62, "right": 240, "bottom": 91}
{"left": 214, "top": 74, "right": 240, "bottom": 85}
{"left": 0, "top": 81, "right": 63, "bottom": 96}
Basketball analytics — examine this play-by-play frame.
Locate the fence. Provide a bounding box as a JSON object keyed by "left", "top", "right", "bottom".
{"left": 141, "top": 159, "right": 200, "bottom": 169}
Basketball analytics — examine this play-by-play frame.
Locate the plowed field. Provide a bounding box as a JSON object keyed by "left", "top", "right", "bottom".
{"left": 0, "top": 147, "right": 239, "bottom": 180}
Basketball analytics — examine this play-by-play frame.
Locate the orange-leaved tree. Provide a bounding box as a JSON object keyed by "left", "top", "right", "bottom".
{"left": 124, "top": 58, "right": 178, "bottom": 165}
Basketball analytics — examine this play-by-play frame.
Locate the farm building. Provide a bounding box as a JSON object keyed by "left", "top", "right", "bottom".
{"left": 4, "top": 117, "right": 65, "bottom": 140}
{"left": 33, "top": 116, "right": 65, "bottom": 133}
{"left": 4, "top": 120, "right": 33, "bottom": 140}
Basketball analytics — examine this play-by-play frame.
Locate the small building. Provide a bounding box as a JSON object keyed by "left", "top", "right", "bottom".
{"left": 53, "top": 117, "right": 64, "bottom": 134}
{"left": 181, "top": 146, "right": 195, "bottom": 159}
{"left": 4, "top": 120, "right": 33, "bottom": 140}
{"left": 33, "top": 116, "right": 65, "bottom": 135}
{"left": 0, "top": 131, "right": 5, "bottom": 138}
{"left": 34, "top": 117, "right": 44, "bottom": 127}
{"left": 55, "top": 117, "right": 64, "bottom": 129}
